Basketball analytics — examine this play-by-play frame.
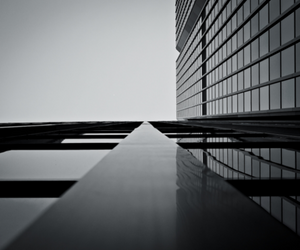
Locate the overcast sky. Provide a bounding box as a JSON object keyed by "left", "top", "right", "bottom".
{"left": 0, "top": 0, "right": 178, "bottom": 122}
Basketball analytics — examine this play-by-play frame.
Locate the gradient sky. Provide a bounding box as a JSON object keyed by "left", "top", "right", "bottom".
{"left": 0, "top": 0, "right": 178, "bottom": 122}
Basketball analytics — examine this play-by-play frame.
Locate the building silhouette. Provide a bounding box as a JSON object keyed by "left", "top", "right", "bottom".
{"left": 0, "top": 0, "right": 300, "bottom": 249}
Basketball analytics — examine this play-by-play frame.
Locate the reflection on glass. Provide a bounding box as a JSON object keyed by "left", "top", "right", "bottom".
{"left": 281, "top": 46, "right": 295, "bottom": 77}
{"left": 270, "top": 53, "right": 280, "bottom": 80}
{"left": 270, "top": 0, "right": 280, "bottom": 22}
{"left": 259, "top": 4, "right": 268, "bottom": 30}
{"left": 251, "top": 14, "right": 259, "bottom": 36}
{"left": 0, "top": 150, "right": 110, "bottom": 179}
{"left": 251, "top": 38, "right": 259, "bottom": 61}
{"left": 281, "top": 13, "right": 295, "bottom": 45}
{"left": 282, "top": 79, "right": 295, "bottom": 108}
{"left": 251, "top": 64, "right": 259, "bottom": 86}
{"left": 62, "top": 139, "right": 122, "bottom": 143}
{"left": 245, "top": 91, "right": 251, "bottom": 111}
{"left": 270, "top": 23, "right": 280, "bottom": 51}
{"left": 260, "top": 59, "right": 269, "bottom": 83}
{"left": 260, "top": 86, "right": 269, "bottom": 111}
{"left": 297, "top": 77, "right": 300, "bottom": 107}
{"left": 0, "top": 198, "right": 57, "bottom": 250}
{"left": 252, "top": 88, "right": 259, "bottom": 111}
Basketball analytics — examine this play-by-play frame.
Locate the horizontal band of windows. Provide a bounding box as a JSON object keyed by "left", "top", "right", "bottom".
{"left": 176, "top": 2, "right": 300, "bottom": 88}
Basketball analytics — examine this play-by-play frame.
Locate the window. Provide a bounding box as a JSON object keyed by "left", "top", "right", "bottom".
{"left": 238, "top": 7, "right": 243, "bottom": 26}
{"left": 270, "top": 23, "right": 280, "bottom": 51}
{"left": 296, "top": 77, "right": 300, "bottom": 107}
{"left": 238, "top": 50, "right": 244, "bottom": 69}
{"left": 251, "top": 14, "right": 259, "bottom": 36}
{"left": 245, "top": 91, "right": 251, "bottom": 111}
{"left": 244, "top": 44, "right": 251, "bottom": 65}
{"left": 270, "top": 82, "right": 280, "bottom": 109}
{"left": 282, "top": 78, "right": 295, "bottom": 108}
{"left": 259, "top": 4, "right": 269, "bottom": 30}
{"left": 232, "top": 13, "right": 237, "bottom": 31}
{"left": 296, "top": 42, "right": 300, "bottom": 73}
{"left": 260, "top": 59, "right": 269, "bottom": 84}
{"left": 245, "top": 68, "right": 251, "bottom": 88}
{"left": 238, "top": 29, "right": 244, "bottom": 48}
{"left": 269, "top": 0, "right": 280, "bottom": 22}
{"left": 227, "top": 77, "right": 232, "bottom": 94}
{"left": 281, "top": 13, "right": 295, "bottom": 45}
{"left": 243, "top": 0, "right": 250, "bottom": 18}
{"left": 281, "top": 0, "right": 294, "bottom": 13}
{"left": 251, "top": 38, "right": 259, "bottom": 61}
{"left": 251, "top": 0, "right": 259, "bottom": 12}
{"left": 260, "top": 86, "right": 269, "bottom": 110}
{"left": 244, "top": 21, "right": 251, "bottom": 42}
{"left": 252, "top": 64, "right": 259, "bottom": 86}
{"left": 270, "top": 53, "right": 280, "bottom": 80}
{"left": 233, "top": 94, "right": 238, "bottom": 112}
{"left": 252, "top": 88, "right": 259, "bottom": 111}
{"left": 259, "top": 32, "right": 269, "bottom": 57}
{"left": 238, "top": 93, "right": 244, "bottom": 112}
{"left": 238, "top": 71, "right": 243, "bottom": 90}
{"left": 296, "top": 8, "right": 300, "bottom": 37}
{"left": 232, "top": 54, "right": 237, "bottom": 72}
{"left": 232, "top": 74, "right": 237, "bottom": 92}
{"left": 232, "top": 34, "right": 237, "bottom": 52}
{"left": 281, "top": 46, "right": 295, "bottom": 77}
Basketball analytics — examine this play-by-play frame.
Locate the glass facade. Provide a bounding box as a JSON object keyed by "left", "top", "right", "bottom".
{"left": 176, "top": 0, "right": 300, "bottom": 119}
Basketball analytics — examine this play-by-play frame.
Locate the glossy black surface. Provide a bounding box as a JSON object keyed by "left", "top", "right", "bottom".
{"left": 5, "top": 123, "right": 300, "bottom": 249}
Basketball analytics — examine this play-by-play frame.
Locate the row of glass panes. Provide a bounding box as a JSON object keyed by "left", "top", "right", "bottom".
{"left": 177, "top": 0, "right": 299, "bottom": 94}
{"left": 176, "top": 0, "right": 195, "bottom": 41}
{"left": 177, "top": 42, "right": 299, "bottom": 109}
{"left": 177, "top": 7, "right": 299, "bottom": 96}
{"left": 177, "top": 0, "right": 260, "bottom": 80}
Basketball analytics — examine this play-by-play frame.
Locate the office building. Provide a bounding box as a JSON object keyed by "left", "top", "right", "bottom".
{"left": 175, "top": 0, "right": 300, "bottom": 237}
{"left": 176, "top": 0, "right": 300, "bottom": 119}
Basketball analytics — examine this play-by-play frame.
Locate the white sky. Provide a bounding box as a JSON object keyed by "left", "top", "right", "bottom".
{"left": 0, "top": 0, "right": 178, "bottom": 122}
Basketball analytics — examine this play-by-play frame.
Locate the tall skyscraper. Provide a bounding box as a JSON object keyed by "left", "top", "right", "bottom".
{"left": 176, "top": 0, "right": 300, "bottom": 119}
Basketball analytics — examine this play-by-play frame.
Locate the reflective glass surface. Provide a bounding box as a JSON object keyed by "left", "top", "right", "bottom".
{"left": 270, "top": 82, "right": 281, "bottom": 109}
{"left": 281, "top": 46, "right": 295, "bottom": 77}
{"left": 281, "top": 13, "right": 295, "bottom": 45}
{"left": 282, "top": 79, "right": 295, "bottom": 108}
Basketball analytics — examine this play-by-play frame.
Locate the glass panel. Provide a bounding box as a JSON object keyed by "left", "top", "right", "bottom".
{"left": 232, "top": 54, "right": 237, "bottom": 72}
{"left": 281, "top": 46, "right": 295, "bottom": 77}
{"left": 281, "top": 13, "right": 295, "bottom": 45}
{"left": 232, "top": 34, "right": 237, "bottom": 52}
{"left": 232, "top": 13, "right": 237, "bottom": 31}
{"left": 282, "top": 78, "right": 295, "bottom": 108}
{"left": 251, "top": 38, "right": 259, "bottom": 61}
{"left": 227, "top": 77, "right": 232, "bottom": 94}
{"left": 238, "top": 7, "right": 243, "bottom": 26}
{"left": 282, "top": 149, "right": 296, "bottom": 168}
{"left": 245, "top": 91, "right": 251, "bottom": 111}
{"left": 233, "top": 95, "right": 238, "bottom": 112}
{"left": 245, "top": 68, "right": 251, "bottom": 88}
{"left": 297, "top": 77, "right": 300, "bottom": 107}
{"left": 232, "top": 74, "right": 237, "bottom": 92}
{"left": 228, "top": 96, "right": 232, "bottom": 113}
{"left": 238, "top": 71, "right": 243, "bottom": 90}
{"left": 259, "top": 59, "right": 269, "bottom": 83}
{"left": 259, "top": 31, "right": 269, "bottom": 57}
{"left": 251, "top": 0, "right": 259, "bottom": 12}
{"left": 244, "top": 44, "right": 251, "bottom": 65}
{"left": 270, "top": 0, "right": 280, "bottom": 22}
{"left": 244, "top": 0, "right": 250, "bottom": 18}
{"left": 251, "top": 14, "right": 259, "bottom": 36}
{"left": 270, "top": 53, "right": 281, "bottom": 80}
{"left": 0, "top": 150, "right": 109, "bottom": 179}
{"left": 238, "top": 29, "right": 244, "bottom": 48}
{"left": 296, "top": 42, "right": 300, "bottom": 73}
{"left": 281, "top": 0, "right": 294, "bottom": 13}
{"left": 244, "top": 21, "right": 250, "bottom": 42}
{"left": 270, "top": 82, "right": 281, "bottom": 109}
{"left": 270, "top": 23, "right": 280, "bottom": 51}
{"left": 260, "top": 85, "right": 269, "bottom": 110}
{"left": 238, "top": 50, "right": 244, "bottom": 69}
{"left": 252, "top": 88, "right": 259, "bottom": 111}
{"left": 251, "top": 63, "right": 259, "bottom": 86}
{"left": 238, "top": 93, "right": 244, "bottom": 112}
{"left": 283, "top": 200, "right": 296, "bottom": 231}
{"left": 297, "top": 8, "right": 300, "bottom": 37}
{"left": 259, "top": 4, "right": 269, "bottom": 30}
{"left": 271, "top": 197, "right": 282, "bottom": 221}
